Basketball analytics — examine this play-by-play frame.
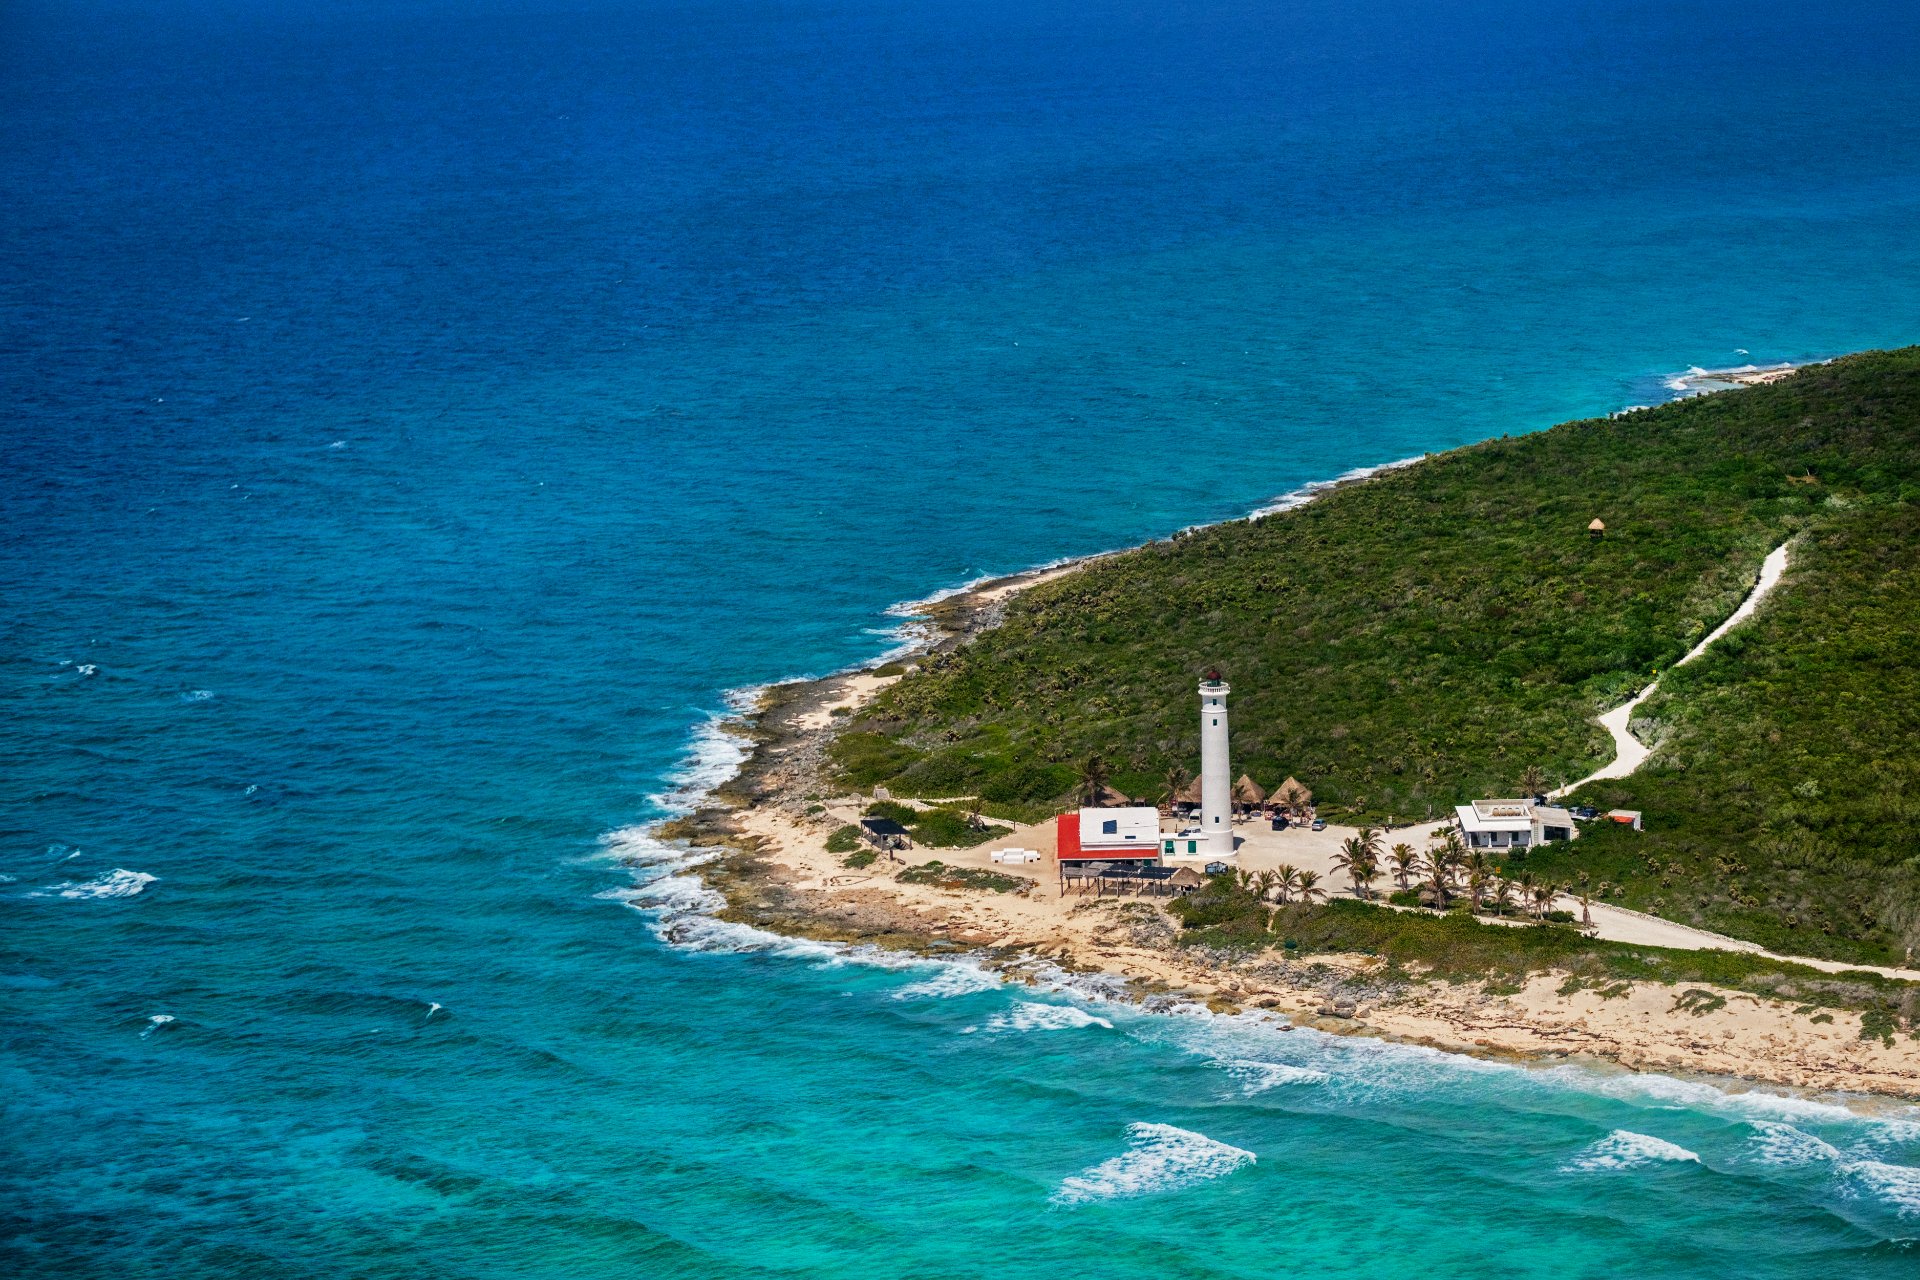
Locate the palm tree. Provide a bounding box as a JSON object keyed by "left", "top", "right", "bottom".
{"left": 1294, "top": 870, "right": 1324, "bottom": 904}
{"left": 1358, "top": 825, "right": 1385, "bottom": 859}
{"left": 1489, "top": 875, "right": 1514, "bottom": 916}
{"left": 1078, "top": 755, "right": 1110, "bottom": 806}
{"left": 1518, "top": 764, "right": 1546, "bottom": 798}
{"left": 1388, "top": 842, "right": 1418, "bottom": 890}
{"left": 1422, "top": 849, "right": 1451, "bottom": 910}
{"left": 1273, "top": 864, "right": 1301, "bottom": 905}
{"left": 1465, "top": 868, "right": 1488, "bottom": 913}
{"left": 1162, "top": 764, "right": 1190, "bottom": 811}
{"left": 1356, "top": 858, "right": 1383, "bottom": 902}
{"left": 1515, "top": 871, "right": 1540, "bottom": 919}
{"left": 1531, "top": 882, "right": 1556, "bottom": 920}
{"left": 1332, "top": 836, "right": 1377, "bottom": 900}
{"left": 1252, "top": 870, "right": 1279, "bottom": 903}
{"left": 1575, "top": 871, "right": 1594, "bottom": 928}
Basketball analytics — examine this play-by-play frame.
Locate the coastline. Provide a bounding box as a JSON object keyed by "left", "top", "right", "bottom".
{"left": 628, "top": 360, "right": 1920, "bottom": 1103}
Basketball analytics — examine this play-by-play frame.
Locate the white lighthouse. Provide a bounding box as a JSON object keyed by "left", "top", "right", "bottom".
{"left": 1198, "top": 672, "right": 1234, "bottom": 859}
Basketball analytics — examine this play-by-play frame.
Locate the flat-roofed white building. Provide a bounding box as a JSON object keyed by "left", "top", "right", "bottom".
{"left": 1453, "top": 799, "right": 1578, "bottom": 851}
{"left": 1079, "top": 806, "right": 1162, "bottom": 853}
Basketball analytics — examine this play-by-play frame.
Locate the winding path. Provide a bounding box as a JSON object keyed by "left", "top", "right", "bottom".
{"left": 1552, "top": 541, "right": 1794, "bottom": 798}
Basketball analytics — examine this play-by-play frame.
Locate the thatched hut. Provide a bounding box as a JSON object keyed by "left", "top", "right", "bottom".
{"left": 1233, "top": 775, "right": 1268, "bottom": 808}
{"left": 1167, "top": 867, "right": 1205, "bottom": 893}
{"left": 1088, "top": 783, "right": 1132, "bottom": 806}
{"left": 1588, "top": 518, "right": 1606, "bottom": 538}
{"left": 1273, "top": 776, "right": 1313, "bottom": 811}
{"left": 1173, "top": 779, "right": 1204, "bottom": 809}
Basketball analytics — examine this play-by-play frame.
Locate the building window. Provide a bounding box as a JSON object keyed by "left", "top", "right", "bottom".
{"left": 1102, "top": 819, "right": 1118, "bottom": 835}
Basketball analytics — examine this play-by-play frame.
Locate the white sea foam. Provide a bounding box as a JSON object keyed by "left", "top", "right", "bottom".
{"left": 76, "top": 664, "right": 98, "bottom": 676}
{"left": 179, "top": 689, "right": 214, "bottom": 702}
{"left": 1249, "top": 455, "right": 1425, "bottom": 520}
{"left": 0, "top": 873, "right": 15, "bottom": 884}
{"left": 42, "top": 869, "right": 157, "bottom": 900}
{"left": 1216, "top": 1058, "right": 1328, "bottom": 1094}
{"left": 1564, "top": 1130, "right": 1701, "bottom": 1173}
{"left": 424, "top": 1002, "right": 443, "bottom": 1021}
{"left": 1543, "top": 1066, "right": 1867, "bottom": 1126}
{"left": 892, "top": 962, "right": 1002, "bottom": 1000}
{"left": 1846, "top": 1160, "right": 1920, "bottom": 1219}
{"left": 1747, "top": 1123, "right": 1920, "bottom": 1218}
{"left": 968, "top": 1002, "right": 1113, "bottom": 1034}
{"left": 1749, "top": 1121, "right": 1845, "bottom": 1168}
{"left": 1053, "top": 1123, "right": 1255, "bottom": 1205}
{"left": 646, "top": 689, "right": 761, "bottom": 814}
{"left": 140, "top": 1013, "right": 175, "bottom": 1039}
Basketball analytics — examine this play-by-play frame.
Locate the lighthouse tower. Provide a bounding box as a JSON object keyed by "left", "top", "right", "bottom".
{"left": 1198, "top": 672, "right": 1234, "bottom": 859}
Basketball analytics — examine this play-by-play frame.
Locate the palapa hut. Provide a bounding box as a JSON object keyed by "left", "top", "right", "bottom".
{"left": 1233, "top": 774, "right": 1267, "bottom": 812}
{"left": 1172, "top": 779, "right": 1204, "bottom": 811}
{"left": 1088, "top": 783, "right": 1132, "bottom": 806}
{"left": 1166, "top": 866, "right": 1205, "bottom": 894}
{"left": 1273, "top": 776, "right": 1313, "bottom": 813}
{"left": 1588, "top": 518, "right": 1606, "bottom": 538}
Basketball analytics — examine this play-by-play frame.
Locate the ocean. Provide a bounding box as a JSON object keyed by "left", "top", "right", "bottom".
{"left": 5, "top": 0, "right": 1920, "bottom": 1273}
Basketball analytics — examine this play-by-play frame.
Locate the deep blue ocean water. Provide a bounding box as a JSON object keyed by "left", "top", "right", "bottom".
{"left": 6, "top": 1, "right": 1920, "bottom": 1274}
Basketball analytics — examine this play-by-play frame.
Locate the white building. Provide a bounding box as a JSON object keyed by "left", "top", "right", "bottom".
{"left": 1056, "top": 805, "right": 1165, "bottom": 869}
{"left": 1196, "top": 674, "right": 1235, "bottom": 859}
{"left": 1453, "top": 799, "right": 1578, "bottom": 851}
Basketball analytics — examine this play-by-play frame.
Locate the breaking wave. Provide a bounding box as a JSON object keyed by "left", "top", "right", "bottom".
{"left": 1564, "top": 1130, "right": 1701, "bottom": 1173}
{"left": 41, "top": 869, "right": 157, "bottom": 900}
{"left": 892, "top": 962, "right": 1002, "bottom": 1000}
{"left": 645, "top": 688, "right": 761, "bottom": 814}
{"left": 968, "top": 1002, "right": 1113, "bottom": 1034}
{"left": 1053, "top": 1123, "right": 1256, "bottom": 1205}
{"left": 1216, "top": 1058, "right": 1328, "bottom": 1094}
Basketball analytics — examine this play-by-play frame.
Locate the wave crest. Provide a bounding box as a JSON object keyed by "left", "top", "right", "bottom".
{"left": 1053, "top": 1123, "right": 1255, "bottom": 1205}
{"left": 1565, "top": 1130, "right": 1701, "bottom": 1172}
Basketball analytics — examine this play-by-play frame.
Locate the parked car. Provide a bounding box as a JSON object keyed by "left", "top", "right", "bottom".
{"left": 1204, "top": 861, "right": 1230, "bottom": 876}
{"left": 1311, "top": 818, "right": 1327, "bottom": 831}
{"left": 1271, "top": 815, "right": 1288, "bottom": 830}
{"left": 1571, "top": 806, "right": 1599, "bottom": 821}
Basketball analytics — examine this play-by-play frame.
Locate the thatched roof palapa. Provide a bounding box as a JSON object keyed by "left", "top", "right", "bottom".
{"left": 1273, "top": 776, "right": 1312, "bottom": 807}
{"left": 1173, "top": 780, "right": 1204, "bottom": 805}
{"left": 1233, "top": 774, "right": 1268, "bottom": 805}
{"left": 1090, "top": 784, "right": 1132, "bottom": 806}
{"left": 1167, "top": 867, "right": 1205, "bottom": 888}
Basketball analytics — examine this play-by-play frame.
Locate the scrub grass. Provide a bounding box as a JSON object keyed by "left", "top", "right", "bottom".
{"left": 834, "top": 350, "right": 1920, "bottom": 963}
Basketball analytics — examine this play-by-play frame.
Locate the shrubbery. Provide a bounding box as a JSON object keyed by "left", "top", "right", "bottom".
{"left": 837, "top": 351, "right": 1920, "bottom": 962}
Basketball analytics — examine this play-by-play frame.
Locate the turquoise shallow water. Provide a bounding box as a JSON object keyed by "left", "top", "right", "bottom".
{"left": 5, "top": 0, "right": 1920, "bottom": 1273}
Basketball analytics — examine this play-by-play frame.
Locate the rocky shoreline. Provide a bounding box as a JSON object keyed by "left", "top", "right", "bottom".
{"left": 648, "top": 538, "right": 1920, "bottom": 1104}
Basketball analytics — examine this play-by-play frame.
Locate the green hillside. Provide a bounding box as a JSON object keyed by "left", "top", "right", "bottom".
{"left": 834, "top": 349, "right": 1920, "bottom": 963}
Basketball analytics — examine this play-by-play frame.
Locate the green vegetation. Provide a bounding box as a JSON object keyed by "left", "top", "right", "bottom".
{"left": 823, "top": 824, "right": 863, "bottom": 854}
{"left": 1528, "top": 506, "right": 1920, "bottom": 965}
{"left": 842, "top": 849, "right": 877, "bottom": 869}
{"left": 862, "top": 800, "right": 1011, "bottom": 849}
{"left": 834, "top": 350, "right": 1920, "bottom": 963}
{"left": 1169, "top": 883, "right": 1919, "bottom": 1036}
{"left": 895, "top": 861, "right": 1033, "bottom": 894}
